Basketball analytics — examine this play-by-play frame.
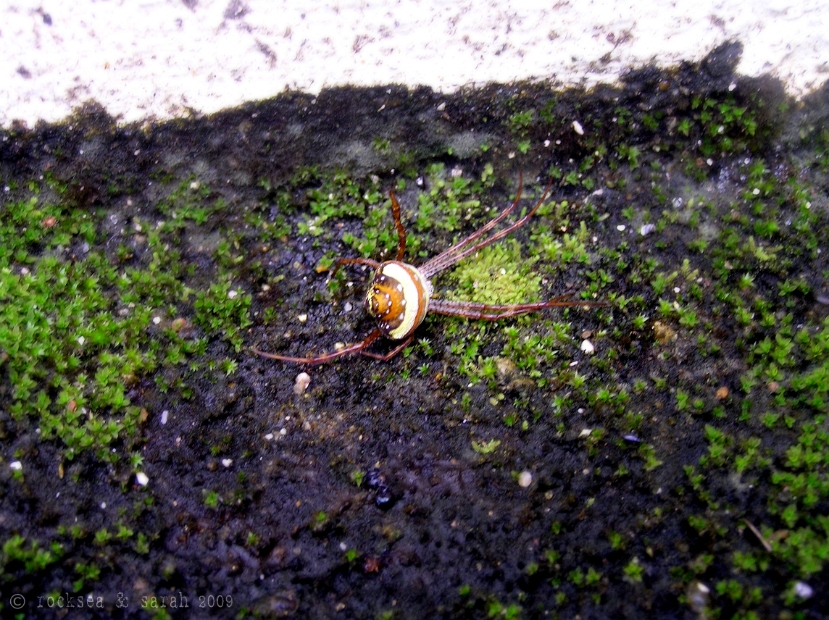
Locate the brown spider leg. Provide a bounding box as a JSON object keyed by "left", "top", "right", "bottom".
{"left": 360, "top": 334, "right": 415, "bottom": 361}
{"left": 420, "top": 174, "right": 555, "bottom": 278}
{"left": 252, "top": 328, "right": 384, "bottom": 365}
{"left": 329, "top": 256, "right": 381, "bottom": 279}
{"left": 428, "top": 294, "right": 606, "bottom": 321}
{"left": 389, "top": 190, "right": 407, "bottom": 261}
{"left": 419, "top": 172, "right": 525, "bottom": 277}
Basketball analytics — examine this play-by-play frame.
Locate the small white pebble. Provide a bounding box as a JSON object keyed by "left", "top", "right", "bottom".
{"left": 640, "top": 223, "right": 656, "bottom": 236}
{"left": 616, "top": 224, "right": 625, "bottom": 232}
{"left": 297, "top": 313, "right": 308, "bottom": 323}
{"left": 135, "top": 472, "right": 149, "bottom": 486}
{"left": 228, "top": 290, "right": 238, "bottom": 299}
{"left": 101, "top": 502, "right": 106, "bottom": 509}
{"left": 221, "top": 458, "right": 233, "bottom": 468}
{"left": 728, "top": 82, "right": 737, "bottom": 91}
{"left": 294, "top": 372, "right": 311, "bottom": 395}
{"left": 572, "top": 120, "right": 584, "bottom": 135}
{"left": 152, "top": 316, "right": 161, "bottom": 325}
{"left": 794, "top": 581, "right": 813, "bottom": 600}
{"left": 77, "top": 336, "right": 85, "bottom": 345}
{"left": 339, "top": 542, "right": 348, "bottom": 551}
{"left": 673, "top": 286, "right": 681, "bottom": 294}
{"left": 344, "top": 302, "right": 353, "bottom": 312}
{"left": 752, "top": 187, "right": 760, "bottom": 195}
{"left": 10, "top": 461, "right": 22, "bottom": 471}
{"left": 190, "top": 181, "right": 200, "bottom": 190}
{"left": 579, "top": 429, "right": 592, "bottom": 438}
{"left": 264, "top": 433, "right": 274, "bottom": 441}
{"left": 280, "top": 428, "right": 287, "bottom": 436}
{"left": 160, "top": 410, "right": 169, "bottom": 425}
{"left": 706, "top": 158, "right": 714, "bottom": 165}
{"left": 580, "top": 340, "right": 595, "bottom": 354}
{"left": 518, "top": 471, "right": 533, "bottom": 488}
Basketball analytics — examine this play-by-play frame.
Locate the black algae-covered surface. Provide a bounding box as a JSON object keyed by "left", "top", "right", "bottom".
{"left": 2, "top": 42, "right": 829, "bottom": 619}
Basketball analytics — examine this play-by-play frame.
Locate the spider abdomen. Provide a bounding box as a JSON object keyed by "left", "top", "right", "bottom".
{"left": 365, "top": 261, "right": 431, "bottom": 340}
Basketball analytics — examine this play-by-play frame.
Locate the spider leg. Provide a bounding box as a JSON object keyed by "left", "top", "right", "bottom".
{"left": 429, "top": 294, "right": 606, "bottom": 321}
{"left": 389, "top": 190, "right": 407, "bottom": 261}
{"left": 420, "top": 174, "right": 555, "bottom": 277}
{"left": 329, "top": 256, "right": 381, "bottom": 279}
{"left": 419, "top": 172, "right": 524, "bottom": 277}
{"left": 252, "top": 328, "right": 383, "bottom": 365}
{"left": 360, "top": 334, "right": 414, "bottom": 361}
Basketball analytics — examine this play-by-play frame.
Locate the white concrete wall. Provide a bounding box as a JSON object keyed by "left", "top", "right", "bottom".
{"left": 1, "top": 0, "right": 826, "bottom": 128}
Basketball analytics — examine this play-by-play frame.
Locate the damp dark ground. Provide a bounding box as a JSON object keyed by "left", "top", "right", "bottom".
{"left": 2, "top": 42, "right": 829, "bottom": 619}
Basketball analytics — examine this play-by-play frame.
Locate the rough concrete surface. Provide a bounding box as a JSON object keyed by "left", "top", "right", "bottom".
{"left": 1, "top": 0, "right": 827, "bottom": 128}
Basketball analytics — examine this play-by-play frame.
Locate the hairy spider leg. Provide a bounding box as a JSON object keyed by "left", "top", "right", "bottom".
{"left": 251, "top": 328, "right": 384, "bottom": 365}
{"left": 389, "top": 190, "right": 407, "bottom": 261}
{"left": 360, "top": 334, "right": 415, "bottom": 361}
{"left": 429, "top": 293, "right": 606, "bottom": 321}
{"left": 418, "top": 172, "right": 524, "bottom": 277}
{"left": 329, "top": 256, "right": 380, "bottom": 280}
{"left": 419, "top": 173, "right": 554, "bottom": 278}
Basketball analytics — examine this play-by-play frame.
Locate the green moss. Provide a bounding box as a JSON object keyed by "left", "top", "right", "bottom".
{"left": 1, "top": 535, "right": 63, "bottom": 575}
{"left": 443, "top": 239, "right": 541, "bottom": 306}
{"left": 193, "top": 281, "right": 252, "bottom": 352}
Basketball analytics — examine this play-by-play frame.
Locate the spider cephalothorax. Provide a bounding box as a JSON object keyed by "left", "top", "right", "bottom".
{"left": 253, "top": 173, "right": 604, "bottom": 364}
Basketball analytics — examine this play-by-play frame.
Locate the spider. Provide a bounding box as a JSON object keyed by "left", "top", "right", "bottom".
{"left": 252, "top": 173, "right": 605, "bottom": 364}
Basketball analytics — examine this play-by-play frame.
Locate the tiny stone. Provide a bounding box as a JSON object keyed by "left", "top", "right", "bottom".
{"left": 221, "top": 458, "right": 233, "bottom": 468}
{"left": 715, "top": 386, "right": 729, "bottom": 400}
{"left": 294, "top": 372, "right": 311, "bottom": 395}
{"left": 616, "top": 224, "right": 625, "bottom": 231}
{"left": 518, "top": 471, "right": 533, "bottom": 488}
{"left": 10, "top": 461, "right": 22, "bottom": 471}
{"left": 640, "top": 223, "right": 656, "bottom": 236}
{"left": 794, "top": 581, "right": 813, "bottom": 600}
{"left": 686, "top": 580, "right": 710, "bottom": 614}
{"left": 572, "top": 120, "right": 584, "bottom": 135}
{"left": 160, "top": 410, "right": 169, "bottom": 424}
{"left": 579, "top": 428, "right": 592, "bottom": 437}
{"left": 580, "top": 340, "right": 595, "bottom": 354}
{"left": 136, "top": 472, "right": 149, "bottom": 486}
{"left": 297, "top": 314, "right": 308, "bottom": 323}
{"left": 228, "top": 290, "right": 238, "bottom": 299}
{"left": 265, "top": 433, "right": 274, "bottom": 440}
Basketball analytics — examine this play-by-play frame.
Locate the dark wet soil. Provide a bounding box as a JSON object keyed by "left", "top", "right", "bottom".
{"left": 1, "top": 41, "right": 829, "bottom": 619}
